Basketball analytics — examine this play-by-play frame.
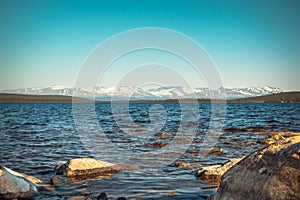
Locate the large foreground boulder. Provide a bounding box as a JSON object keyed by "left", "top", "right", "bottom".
{"left": 0, "top": 166, "right": 39, "bottom": 199}
{"left": 196, "top": 158, "right": 244, "bottom": 183}
{"left": 212, "top": 136, "right": 300, "bottom": 200}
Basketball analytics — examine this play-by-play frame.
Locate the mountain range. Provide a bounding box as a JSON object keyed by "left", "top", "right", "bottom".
{"left": 1, "top": 86, "right": 288, "bottom": 100}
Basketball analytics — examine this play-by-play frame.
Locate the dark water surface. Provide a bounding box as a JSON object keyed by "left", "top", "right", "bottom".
{"left": 0, "top": 102, "right": 299, "bottom": 199}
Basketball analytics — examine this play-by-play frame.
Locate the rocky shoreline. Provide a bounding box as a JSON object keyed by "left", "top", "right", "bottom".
{"left": 1, "top": 132, "right": 299, "bottom": 199}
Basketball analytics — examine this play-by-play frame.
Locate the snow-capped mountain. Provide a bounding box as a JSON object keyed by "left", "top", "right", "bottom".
{"left": 1, "top": 86, "right": 287, "bottom": 100}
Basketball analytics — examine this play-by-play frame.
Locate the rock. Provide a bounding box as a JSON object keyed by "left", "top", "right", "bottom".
{"left": 257, "top": 133, "right": 286, "bottom": 145}
{"left": 117, "top": 197, "right": 127, "bottom": 200}
{"left": 255, "top": 132, "right": 299, "bottom": 145}
{"left": 70, "top": 196, "right": 86, "bottom": 200}
{"left": 2, "top": 166, "right": 42, "bottom": 185}
{"left": 97, "top": 192, "right": 108, "bottom": 200}
{"left": 196, "top": 158, "right": 244, "bottom": 183}
{"left": 58, "top": 158, "right": 119, "bottom": 178}
{"left": 244, "top": 141, "right": 256, "bottom": 146}
{"left": 155, "top": 132, "right": 172, "bottom": 137}
{"left": 174, "top": 161, "right": 202, "bottom": 169}
{"left": 147, "top": 141, "right": 168, "bottom": 148}
{"left": 55, "top": 163, "right": 66, "bottom": 175}
{"left": 0, "top": 166, "right": 39, "bottom": 199}
{"left": 163, "top": 192, "right": 178, "bottom": 197}
{"left": 50, "top": 176, "right": 62, "bottom": 185}
{"left": 209, "top": 147, "right": 224, "bottom": 155}
{"left": 211, "top": 136, "right": 300, "bottom": 200}
{"left": 257, "top": 137, "right": 277, "bottom": 144}
{"left": 254, "top": 131, "right": 299, "bottom": 138}
{"left": 223, "top": 141, "right": 238, "bottom": 145}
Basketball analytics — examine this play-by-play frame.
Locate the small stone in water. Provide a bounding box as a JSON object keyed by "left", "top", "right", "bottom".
{"left": 117, "top": 197, "right": 127, "bottom": 200}
{"left": 97, "top": 192, "right": 107, "bottom": 200}
{"left": 50, "top": 176, "right": 61, "bottom": 185}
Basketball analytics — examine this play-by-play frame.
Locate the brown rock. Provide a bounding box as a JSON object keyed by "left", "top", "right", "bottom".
{"left": 254, "top": 131, "right": 299, "bottom": 138}
{"left": 50, "top": 176, "right": 62, "bottom": 185}
{"left": 66, "top": 158, "right": 118, "bottom": 177}
{"left": 175, "top": 161, "right": 201, "bottom": 169}
{"left": 196, "top": 157, "right": 244, "bottom": 183}
{"left": 70, "top": 196, "right": 86, "bottom": 200}
{"left": 164, "top": 192, "right": 178, "bottom": 196}
{"left": 209, "top": 147, "right": 224, "bottom": 155}
{"left": 211, "top": 136, "right": 300, "bottom": 200}
{"left": 55, "top": 163, "right": 66, "bottom": 175}
{"left": 257, "top": 137, "right": 276, "bottom": 144}
{"left": 155, "top": 132, "right": 172, "bottom": 137}
{"left": 147, "top": 141, "right": 168, "bottom": 148}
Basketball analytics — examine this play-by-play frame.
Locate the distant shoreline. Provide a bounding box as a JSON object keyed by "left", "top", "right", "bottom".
{"left": 0, "top": 92, "right": 300, "bottom": 103}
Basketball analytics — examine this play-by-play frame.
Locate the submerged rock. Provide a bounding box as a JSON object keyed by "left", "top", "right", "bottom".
{"left": 174, "top": 161, "right": 202, "bottom": 169}
{"left": 212, "top": 136, "right": 300, "bottom": 200}
{"left": 196, "top": 158, "right": 244, "bottom": 183}
{"left": 155, "top": 132, "right": 172, "bottom": 137}
{"left": 209, "top": 147, "right": 224, "bottom": 155}
{"left": 50, "top": 176, "right": 62, "bottom": 185}
{"left": 0, "top": 166, "right": 39, "bottom": 199}
{"left": 97, "top": 192, "right": 108, "bottom": 200}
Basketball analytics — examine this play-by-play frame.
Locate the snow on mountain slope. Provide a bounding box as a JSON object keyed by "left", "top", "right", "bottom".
{"left": 1, "top": 86, "right": 287, "bottom": 100}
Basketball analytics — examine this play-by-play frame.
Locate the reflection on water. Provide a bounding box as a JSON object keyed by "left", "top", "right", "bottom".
{"left": 0, "top": 102, "right": 299, "bottom": 199}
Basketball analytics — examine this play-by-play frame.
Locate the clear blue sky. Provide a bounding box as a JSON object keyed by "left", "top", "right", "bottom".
{"left": 0, "top": 0, "right": 299, "bottom": 90}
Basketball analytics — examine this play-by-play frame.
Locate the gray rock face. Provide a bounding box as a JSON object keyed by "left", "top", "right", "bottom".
{"left": 196, "top": 158, "right": 244, "bottom": 183}
{"left": 0, "top": 166, "right": 39, "bottom": 199}
{"left": 212, "top": 136, "right": 300, "bottom": 200}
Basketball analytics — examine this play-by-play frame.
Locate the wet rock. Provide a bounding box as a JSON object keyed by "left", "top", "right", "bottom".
{"left": 50, "top": 176, "right": 62, "bottom": 185}
{"left": 117, "top": 197, "right": 127, "bottom": 200}
{"left": 257, "top": 133, "right": 286, "bottom": 145}
{"left": 196, "top": 158, "right": 244, "bottom": 183}
{"left": 55, "top": 163, "right": 66, "bottom": 175}
{"left": 223, "top": 141, "right": 238, "bottom": 145}
{"left": 0, "top": 166, "right": 39, "bottom": 199}
{"left": 58, "top": 158, "right": 119, "bottom": 178}
{"left": 209, "top": 147, "right": 224, "bottom": 155}
{"left": 70, "top": 196, "right": 86, "bottom": 200}
{"left": 174, "top": 161, "right": 201, "bottom": 169}
{"left": 257, "top": 138, "right": 275, "bottom": 144}
{"left": 163, "top": 192, "right": 178, "bottom": 197}
{"left": 211, "top": 136, "right": 300, "bottom": 200}
{"left": 97, "top": 192, "right": 107, "bottom": 200}
{"left": 147, "top": 141, "right": 168, "bottom": 148}
{"left": 223, "top": 128, "right": 244, "bottom": 133}
{"left": 254, "top": 131, "right": 300, "bottom": 138}
{"left": 155, "top": 132, "right": 172, "bottom": 137}
{"left": 39, "top": 184, "right": 56, "bottom": 192}
{"left": 3, "top": 166, "right": 42, "bottom": 185}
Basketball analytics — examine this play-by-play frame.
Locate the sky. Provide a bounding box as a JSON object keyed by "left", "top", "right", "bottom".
{"left": 0, "top": 0, "right": 299, "bottom": 90}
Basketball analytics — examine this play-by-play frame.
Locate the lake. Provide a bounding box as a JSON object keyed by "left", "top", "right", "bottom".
{"left": 0, "top": 102, "right": 299, "bottom": 199}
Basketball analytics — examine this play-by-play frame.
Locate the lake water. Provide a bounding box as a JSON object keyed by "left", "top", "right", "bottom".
{"left": 0, "top": 102, "right": 299, "bottom": 199}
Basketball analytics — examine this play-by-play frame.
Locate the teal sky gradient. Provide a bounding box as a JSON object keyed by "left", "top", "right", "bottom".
{"left": 0, "top": 0, "right": 299, "bottom": 90}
